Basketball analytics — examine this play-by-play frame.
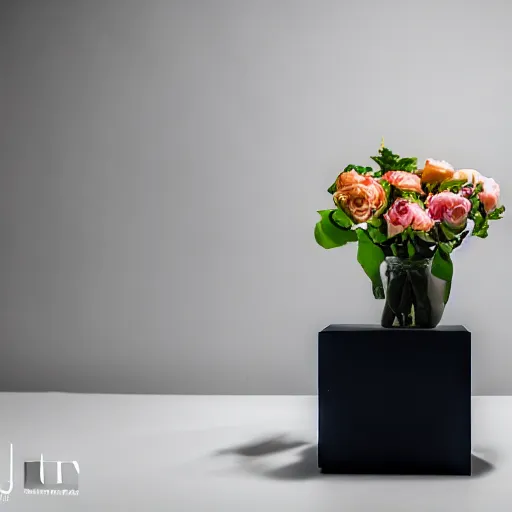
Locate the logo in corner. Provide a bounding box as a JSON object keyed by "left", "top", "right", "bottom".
{"left": 24, "top": 454, "right": 79, "bottom": 496}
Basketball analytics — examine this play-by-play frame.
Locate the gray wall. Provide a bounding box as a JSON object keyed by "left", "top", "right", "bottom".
{"left": 0, "top": 0, "right": 510, "bottom": 394}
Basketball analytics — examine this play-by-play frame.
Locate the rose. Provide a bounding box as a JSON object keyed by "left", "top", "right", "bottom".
{"left": 427, "top": 191, "right": 471, "bottom": 228}
{"left": 382, "top": 171, "right": 424, "bottom": 194}
{"left": 420, "top": 159, "right": 455, "bottom": 184}
{"left": 384, "top": 199, "right": 434, "bottom": 238}
{"left": 452, "top": 169, "right": 482, "bottom": 185}
{"left": 461, "top": 187, "right": 472, "bottom": 198}
{"left": 452, "top": 170, "right": 499, "bottom": 212}
{"left": 479, "top": 176, "right": 500, "bottom": 213}
{"left": 333, "top": 170, "right": 387, "bottom": 223}
{"left": 451, "top": 170, "right": 499, "bottom": 212}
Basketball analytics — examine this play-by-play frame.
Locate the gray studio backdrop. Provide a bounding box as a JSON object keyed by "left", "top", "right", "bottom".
{"left": 0, "top": 0, "right": 510, "bottom": 394}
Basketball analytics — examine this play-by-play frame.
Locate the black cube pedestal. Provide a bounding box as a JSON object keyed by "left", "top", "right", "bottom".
{"left": 318, "top": 325, "right": 471, "bottom": 475}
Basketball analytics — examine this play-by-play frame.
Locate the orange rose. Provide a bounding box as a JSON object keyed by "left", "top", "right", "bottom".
{"left": 382, "top": 171, "right": 424, "bottom": 194}
{"left": 420, "top": 159, "right": 455, "bottom": 184}
{"left": 333, "top": 170, "right": 387, "bottom": 223}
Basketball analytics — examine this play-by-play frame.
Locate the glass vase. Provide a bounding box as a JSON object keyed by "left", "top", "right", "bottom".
{"left": 380, "top": 256, "right": 446, "bottom": 328}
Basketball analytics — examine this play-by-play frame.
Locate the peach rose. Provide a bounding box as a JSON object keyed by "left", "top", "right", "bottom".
{"left": 382, "top": 171, "right": 424, "bottom": 194}
{"left": 420, "top": 159, "right": 455, "bottom": 184}
{"left": 479, "top": 177, "right": 500, "bottom": 213}
{"left": 427, "top": 191, "right": 471, "bottom": 228}
{"left": 452, "top": 169, "right": 482, "bottom": 185}
{"left": 384, "top": 199, "right": 434, "bottom": 238}
{"left": 333, "top": 170, "right": 387, "bottom": 223}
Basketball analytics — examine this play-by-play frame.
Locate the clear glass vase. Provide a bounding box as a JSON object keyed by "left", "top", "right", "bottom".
{"left": 380, "top": 257, "right": 446, "bottom": 328}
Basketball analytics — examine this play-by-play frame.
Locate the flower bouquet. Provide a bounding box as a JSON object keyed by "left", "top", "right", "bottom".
{"left": 314, "top": 143, "right": 505, "bottom": 328}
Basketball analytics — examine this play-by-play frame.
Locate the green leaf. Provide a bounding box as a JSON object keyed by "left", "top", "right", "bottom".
{"left": 332, "top": 208, "right": 353, "bottom": 228}
{"left": 416, "top": 231, "right": 436, "bottom": 243}
{"left": 425, "top": 182, "right": 438, "bottom": 194}
{"left": 439, "top": 242, "right": 453, "bottom": 254}
{"left": 370, "top": 147, "right": 400, "bottom": 172}
{"left": 440, "top": 222, "right": 460, "bottom": 241}
{"left": 327, "top": 181, "right": 337, "bottom": 194}
{"left": 471, "top": 210, "right": 489, "bottom": 238}
{"left": 439, "top": 179, "right": 467, "bottom": 192}
{"left": 380, "top": 179, "right": 391, "bottom": 197}
{"left": 314, "top": 210, "right": 358, "bottom": 249}
{"left": 399, "top": 192, "right": 424, "bottom": 206}
{"left": 356, "top": 229, "right": 386, "bottom": 299}
{"left": 370, "top": 146, "right": 418, "bottom": 174}
{"left": 473, "top": 182, "right": 484, "bottom": 194}
{"left": 407, "top": 241, "right": 415, "bottom": 258}
{"left": 343, "top": 164, "right": 373, "bottom": 175}
{"left": 368, "top": 217, "right": 382, "bottom": 227}
{"left": 367, "top": 224, "right": 387, "bottom": 244}
{"left": 431, "top": 248, "right": 453, "bottom": 303}
{"left": 488, "top": 205, "right": 506, "bottom": 220}
{"left": 395, "top": 157, "right": 418, "bottom": 172}
{"left": 451, "top": 230, "right": 469, "bottom": 251}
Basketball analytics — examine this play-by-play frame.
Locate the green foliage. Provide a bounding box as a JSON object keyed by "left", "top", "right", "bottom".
{"left": 314, "top": 210, "right": 358, "bottom": 249}
{"left": 431, "top": 248, "right": 453, "bottom": 303}
{"left": 438, "top": 179, "right": 467, "bottom": 193}
{"left": 367, "top": 217, "right": 382, "bottom": 227}
{"left": 439, "top": 242, "right": 453, "bottom": 254}
{"left": 424, "top": 182, "right": 438, "bottom": 194}
{"left": 380, "top": 179, "right": 391, "bottom": 197}
{"left": 343, "top": 164, "right": 373, "bottom": 175}
{"left": 367, "top": 223, "right": 387, "bottom": 244}
{"left": 407, "top": 241, "right": 415, "bottom": 258}
{"left": 467, "top": 184, "right": 491, "bottom": 238}
{"left": 395, "top": 157, "right": 418, "bottom": 172}
{"left": 327, "top": 181, "right": 337, "bottom": 194}
{"left": 488, "top": 205, "right": 506, "bottom": 220}
{"left": 356, "top": 229, "right": 386, "bottom": 299}
{"left": 371, "top": 146, "right": 417, "bottom": 175}
{"left": 399, "top": 191, "right": 424, "bottom": 206}
{"left": 416, "top": 231, "right": 436, "bottom": 243}
{"left": 451, "top": 230, "right": 469, "bottom": 251}
{"left": 440, "top": 222, "right": 463, "bottom": 241}
{"left": 332, "top": 208, "right": 353, "bottom": 228}
{"left": 471, "top": 209, "right": 489, "bottom": 238}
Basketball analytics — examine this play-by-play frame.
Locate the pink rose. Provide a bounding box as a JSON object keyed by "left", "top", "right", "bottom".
{"left": 411, "top": 204, "right": 436, "bottom": 232}
{"left": 384, "top": 199, "right": 435, "bottom": 238}
{"left": 460, "top": 187, "right": 472, "bottom": 198}
{"left": 478, "top": 177, "right": 500, "bottom": 213}
{"left": 428, "top": 191, "right": 471, "bottom": 228}
{"left": 382, "top": 171, "right": 424, "bottom": 194}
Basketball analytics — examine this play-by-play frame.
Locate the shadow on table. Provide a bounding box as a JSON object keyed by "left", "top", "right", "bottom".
{"left": 215, "top": 436, "right": 495, "bottom": 480}
{"left": 215, "top": 434, "right": 309, "bottom": 457}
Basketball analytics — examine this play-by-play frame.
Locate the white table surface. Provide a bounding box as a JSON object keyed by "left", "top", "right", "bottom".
{"left": 0, "top": 394, "right": 507, "bottom": 511}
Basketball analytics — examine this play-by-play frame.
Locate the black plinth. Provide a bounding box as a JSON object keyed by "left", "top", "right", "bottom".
{"left": 318, "top": 325, "right": 471, "bottom": 475}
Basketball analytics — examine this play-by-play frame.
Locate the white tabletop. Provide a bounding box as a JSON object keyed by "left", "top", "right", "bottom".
{"left": 0, "top": 394, "right": 507, "bottom": 511}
